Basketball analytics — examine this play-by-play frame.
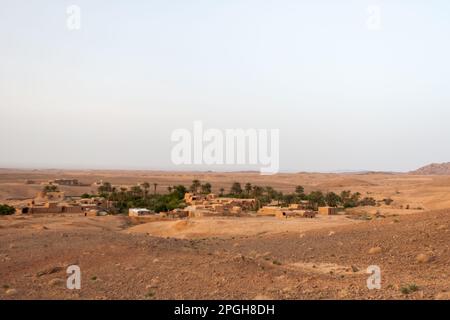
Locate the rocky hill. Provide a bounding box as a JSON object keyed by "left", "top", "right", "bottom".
{"left": 411, "top": 162, "right": 450, "bottom": 175}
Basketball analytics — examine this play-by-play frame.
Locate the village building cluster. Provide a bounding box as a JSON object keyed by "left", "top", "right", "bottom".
{"left": 14, "top": 180, "right": 341, "bottom": 220}
{"left": 257, "top": 201, "right": 315, "bottom": 218}
{"left": 25, "top": 178, "right": 89, "bottom": 186}
{"left": 50, "top": 179, "right": 87, "bottom": 186}
{"left": 15, "top": 191, "right": 114, "bottom": 216}
{"left": 128, "top": 192, "right": 339, "bottom": 220}
{"left": 182, "top": 192, "right": 257, "bottom": 217}
{"left": 127, "top": 193, "right": 257, "bottom": 218}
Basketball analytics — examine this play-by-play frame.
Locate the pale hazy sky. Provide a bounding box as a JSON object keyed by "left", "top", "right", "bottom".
{"left": 1, "top": 0, "right": 450, "bottom": 172}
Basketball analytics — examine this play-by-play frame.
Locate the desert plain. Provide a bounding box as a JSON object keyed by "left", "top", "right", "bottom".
{"left": 1, "top": 168, "right": 450, "bottom": 299}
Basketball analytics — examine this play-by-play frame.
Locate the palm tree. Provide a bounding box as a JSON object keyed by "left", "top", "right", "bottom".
{"left": 265, "top": 186, "right": 277, "bottom": 200}
{"left": 97, "top": 182, "right": 112, "bottom": 195}
{"left": 43, "top": 184, "right": 58, "bottom": 194}
{"left": 190, "top": 180, "right": 201, "bottom": 193}
{"left": 230, "top": 182, "right": 242, "bottom": 196}
{"left": 153, "top": 183, "right": 158, "bottom": 195}
{"left": 252, "top": 185, "right": 264, "bottom": 197}
{"left": 119, "top": 187, "right": 127, "bottom": 202}
{"left": 130, "top": 185, "right": 143, "bottom": 198}
{"left": 245, "top": 183, "right": 252, "bottom": 196}
{"left": 201, "top": 183, "right": 212, "bottom": 194}
{"left": 141, "top": 182, "right": 150, "bottom": 199}
{"left": 219, "top": 188, "right": 225, "bottom": 197}
{"left": 167, "top": 186, "right": 173, "bottom": 193}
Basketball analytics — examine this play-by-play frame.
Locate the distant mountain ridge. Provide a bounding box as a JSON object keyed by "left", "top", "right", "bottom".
{"left": 411, "top": 162, "right": 450, "bottom": 175}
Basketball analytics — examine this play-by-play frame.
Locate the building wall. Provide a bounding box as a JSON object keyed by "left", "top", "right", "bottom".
{"left": 318, "top": 207, "right": 337, "bottom": 215}
{"left": 62, "top": 206, "right": 84, "bottom": 213}
{"left": 30, "top": 206, "right": 63, "bottom": 214}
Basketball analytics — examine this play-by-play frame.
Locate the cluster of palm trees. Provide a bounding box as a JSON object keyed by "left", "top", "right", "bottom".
{"left": 92, "top": 180, "right": 376, "bottom": 213}
{"left": 188, "top": 180, "right": 376, "bottom": 209}
{"left": 96, "top": 182, "right": 161, "bottom": 199}
{"left": 94, "top": 182, "right": 187, "bottom": 213}
{"left": 42, "top": 184, "right": 59, "bottom": 193}
{"left": 189, "top": 180, "right": 212, "bottom": 194}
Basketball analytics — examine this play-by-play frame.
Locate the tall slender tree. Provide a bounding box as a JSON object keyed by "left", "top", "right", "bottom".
{"left": 201, "top": 183, "right": 212, "bottom": 194}
{"left": 141, "top": 182, "right": 150, "bottom": 199}
{"left": 190, "top": 180, "right": 201, "bottom": 193}
{"left": 230, "top": 182, "right": 243, "bottom": 196}
{"left": 245, "top": 183, "right": 252, "bottom": 196}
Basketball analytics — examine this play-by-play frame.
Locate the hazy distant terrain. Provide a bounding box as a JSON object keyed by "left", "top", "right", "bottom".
{"left": 410, "top": 162, "right": 450, "bottom": 175}
{"left": 2, "top": 167, "right": 450, "bottom": 210}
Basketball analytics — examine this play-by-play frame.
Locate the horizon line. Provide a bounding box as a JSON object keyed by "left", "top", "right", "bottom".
{"left": 0, "top": 165, "right": 411, "bottom": 175}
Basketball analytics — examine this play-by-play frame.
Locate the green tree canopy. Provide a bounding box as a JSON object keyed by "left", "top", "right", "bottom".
{"left": 230, "top": 182, "right": 243, "bottom": 195}
{"left": 325, "top": 192, "right": 341, "bottom": 207}
{"left": 190, "top": 180, "right": 201, "bottom": 193}
{"left": 307, "top": 191, "right": 326, "bottom": 208}
{"left": 43, "top": 185, "right": 58, "bottom": 193}
{"left": 0, "top": 204, "right": 15, "bottom": 215}
{"left": 201, "top": 183, "right": 212, "bottom": 194}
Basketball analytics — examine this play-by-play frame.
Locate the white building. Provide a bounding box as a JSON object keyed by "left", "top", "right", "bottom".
{"left": 128, "top": 208, "right": 152, "bottom": 217}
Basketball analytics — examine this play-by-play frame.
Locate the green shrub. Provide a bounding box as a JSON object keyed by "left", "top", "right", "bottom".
{"left": 359, "top": 197, "right": 376, "bottom": 206}
{"left": 0, "top": 204, "right": 15, "bottom": 215}
{"left": 400, "top": 283, "right": 419, "bottom": 294}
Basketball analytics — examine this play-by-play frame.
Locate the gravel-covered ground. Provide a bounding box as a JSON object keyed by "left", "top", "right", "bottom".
{"left": 1, "top": 210, "right": 449, "bottom": 300}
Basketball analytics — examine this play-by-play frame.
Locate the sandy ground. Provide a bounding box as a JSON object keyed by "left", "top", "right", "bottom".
{"left": 1, "top": 169, "right": 450, "bottom": 300}
{"left": 1, "top": 210, "right": 449, "bottom": 300}
{"left": 125, "top": 215, "right": 360, "bottom": 239}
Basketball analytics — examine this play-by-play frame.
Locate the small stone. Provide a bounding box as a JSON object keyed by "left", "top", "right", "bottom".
{"left": 351, "top": 265, "right": 359, "bottom": 272}
{"left": 146, "top": 278, "right": 160, "bottom": 289}
{"left": 435, "top": 292, "right": 450, "bottom": 300}
{"left": 416, "top": 253, "right": 434, "bottom": 263}
{"left": 368, "top": 247, "right": 382, "bottom": 254}
{"left": 48, "top": 278, "right": 64, "bottom": 286}
{"left": 5, "top": 288, "right": 18, "bottom": 296}
{"left": 36, "top": 266, "right": 63, "bottom": 277}
{"left": 337, "top": 289, "right": 349, "bottom": 298}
